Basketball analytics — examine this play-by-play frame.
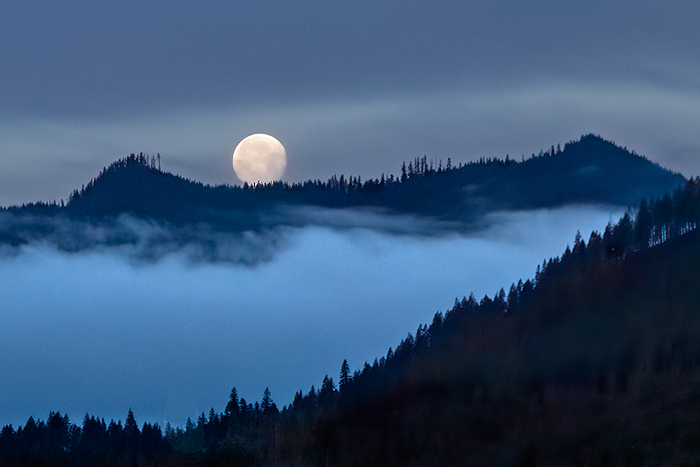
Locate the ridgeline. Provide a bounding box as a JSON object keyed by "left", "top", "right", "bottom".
{"left": 64, "top": 134, "right": 685, "bottom": 221}
{"left": 0, "top": 135, "right": 685, "bottom": 254}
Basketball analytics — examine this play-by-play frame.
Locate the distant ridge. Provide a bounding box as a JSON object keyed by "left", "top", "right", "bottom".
{"left": 485, "top": 134, "right": 685, "bottom": 209}
{"left": 62, "top": 134, "right": 685, "bottom": 222}
{"left": 0, "top": 135, "right": 687, "bottom": 253}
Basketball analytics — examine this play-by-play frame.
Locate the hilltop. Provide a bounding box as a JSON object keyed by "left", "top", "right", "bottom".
{"left": 65, "top": 134, "right": 683, "bottom": 219}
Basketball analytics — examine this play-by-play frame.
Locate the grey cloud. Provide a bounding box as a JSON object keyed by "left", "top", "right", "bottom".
{"left": 1, "top": 1, "right": 699, "bottom": 118}
{"left": 0, "top": 212, "right": 289, "bottom": 265}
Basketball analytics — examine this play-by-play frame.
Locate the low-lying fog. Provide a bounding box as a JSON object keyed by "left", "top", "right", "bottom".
{"left": 0, "top": 205, "right": 624, "bottom": 428}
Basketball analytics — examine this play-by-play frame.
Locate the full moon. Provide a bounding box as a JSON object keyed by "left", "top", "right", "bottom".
{"left": 232, "top": 134, "right": 287, "bottom": 184}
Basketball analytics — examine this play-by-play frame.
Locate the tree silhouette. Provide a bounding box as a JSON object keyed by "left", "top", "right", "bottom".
{"left": 225, "top": 386, "right": 240, "bottom": 418}
{"left": 339, "top": 359, "right": 351, "bottom": 391}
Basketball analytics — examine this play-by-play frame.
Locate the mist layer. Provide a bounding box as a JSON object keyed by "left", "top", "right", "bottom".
{"left": 0, "top": 205, "right": 623, "bottom": 428}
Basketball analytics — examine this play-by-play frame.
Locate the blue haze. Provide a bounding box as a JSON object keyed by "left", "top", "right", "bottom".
{"left": 0, "top": 205, "right": 622, "bottom": 428}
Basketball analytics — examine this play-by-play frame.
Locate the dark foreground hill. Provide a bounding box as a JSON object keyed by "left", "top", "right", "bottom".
{"left": 2, "top": 173, "right": 700, "bottom": 465}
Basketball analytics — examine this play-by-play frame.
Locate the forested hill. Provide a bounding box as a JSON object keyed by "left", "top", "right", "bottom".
{"left": 25, "top": 134, "right": 685, "bottom": 225}
{"left": 0, "top": 135, "right": 685, "bottom": 255}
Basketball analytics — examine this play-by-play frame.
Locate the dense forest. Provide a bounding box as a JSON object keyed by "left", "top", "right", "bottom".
{"left": 2, "top": 157, "right": 700, "bottom": 464}
{"left": 0, "top": 135, "right": 685, "bottom": 255}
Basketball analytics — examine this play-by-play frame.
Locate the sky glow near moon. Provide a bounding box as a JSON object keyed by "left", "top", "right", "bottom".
{"left": 232, "top": 134, "right": 286, "bottom": 184}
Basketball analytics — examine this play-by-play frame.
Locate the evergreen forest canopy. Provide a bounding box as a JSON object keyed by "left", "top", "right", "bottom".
{"left": 2, "top": 146, "right": 700, "bottom": 464}
{"left": 0, "top": 134, "right": 686, "bottom": 261}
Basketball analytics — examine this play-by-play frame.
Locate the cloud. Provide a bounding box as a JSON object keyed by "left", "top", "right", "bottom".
{"left": 0, "top": 212, "right": 292, "bottom": 265}
{"left": 2, "top": 1, "right": 699, "bottom": 117}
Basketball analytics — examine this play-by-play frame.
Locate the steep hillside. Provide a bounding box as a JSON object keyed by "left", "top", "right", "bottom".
{"left": 268, "top": 180, "right": 700, "bottom": 466}
{"left": 250, "top": 179, "right": 700, "bottom": 465}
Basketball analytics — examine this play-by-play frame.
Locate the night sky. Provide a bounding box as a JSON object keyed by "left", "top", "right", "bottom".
{"left": 2, "top": 1, "right": 700, "bottom": 206}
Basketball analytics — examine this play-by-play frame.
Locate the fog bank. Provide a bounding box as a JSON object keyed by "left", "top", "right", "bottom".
{"left": 0, "top": 205, "right": 623, "bottom": 428}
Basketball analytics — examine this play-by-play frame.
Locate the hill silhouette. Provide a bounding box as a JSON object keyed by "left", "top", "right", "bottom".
{"left": 64, "top": 134, "right": 683, "bottom": 223}
{"left": 0, "top": 135, "right": 684, "bottom": 257}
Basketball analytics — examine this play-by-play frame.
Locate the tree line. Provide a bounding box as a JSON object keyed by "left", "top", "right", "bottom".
{"left": 3, "top": 134, "right": 683, "bottom": 221}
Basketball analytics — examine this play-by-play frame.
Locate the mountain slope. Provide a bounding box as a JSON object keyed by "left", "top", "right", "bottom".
{"left": 260, "top": 179, "right": 700, "bottom": 465}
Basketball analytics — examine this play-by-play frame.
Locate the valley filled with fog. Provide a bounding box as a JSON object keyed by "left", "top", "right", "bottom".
{"left": 0, "top": 205, "right": 624, "bottom": 428}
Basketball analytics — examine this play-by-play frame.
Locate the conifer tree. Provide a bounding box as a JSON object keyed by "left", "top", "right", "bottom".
{"left": 261, "top": 387, "right": 273, "bottom": 413}
{"left": 225, "top": 387, "right": 240, "bottom": 417}
{"left": 339, "top": 359, "right": 351, "bottom": 390}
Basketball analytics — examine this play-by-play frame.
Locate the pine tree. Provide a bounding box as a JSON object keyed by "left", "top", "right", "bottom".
{"left": 635, "top": 199, "right": 653, "bottom": 249}
{"left": 319, "top": 376, "right": 336, "bottom": 405}
{"left": 239, "top": 398, "right": 248, "bottom": 418}
{"left": 261, "top": 387, "right": 273, "bottom": 413}
{"left": 339, "top": 359, "right": 351, "bottom": 391}
{"left": 124, "top": 408, "right": 140, "bottom": 458}
{"left": 225, "top": 387, "right": 240, "bottom": 417}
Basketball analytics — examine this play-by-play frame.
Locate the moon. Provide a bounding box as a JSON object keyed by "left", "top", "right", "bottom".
{"left": 232, "top": 134, "right": 287, "bottom": 184}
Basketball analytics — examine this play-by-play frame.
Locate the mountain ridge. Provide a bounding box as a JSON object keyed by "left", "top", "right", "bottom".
{"left": 65, "top": 134, "right": 684, "bottom": 220}
{"left": 0, "top": 134, "right": 687, "bottom": 256}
